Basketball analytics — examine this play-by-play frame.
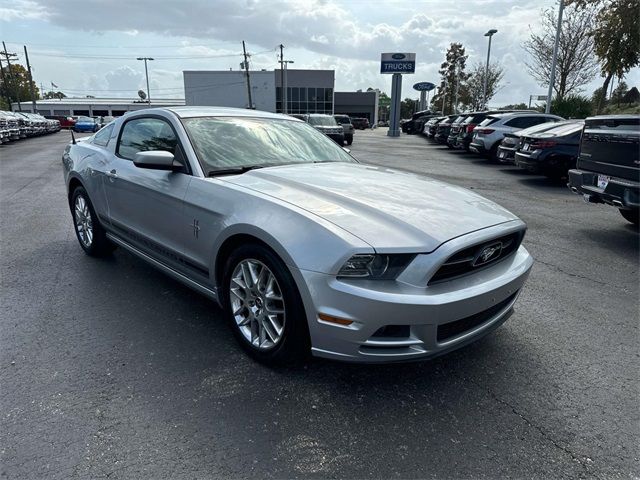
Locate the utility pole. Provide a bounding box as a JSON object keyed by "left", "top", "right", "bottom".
{"left": 136, "top": 57, "right": 154, "bottom": 105}
{"left": 242, "top": 41, "right": 253, "bottom": 109}
{"left": 278, "top": 44, "right": 284, "bottom": 113}
{"left": 2, "top": 42, "right": 20, "bottom": 111}
{"left": 546, "top": 0, "right": 564, "bottom": 114}
{"left": 23, "top": 45, "right": 37, "bottom": 112}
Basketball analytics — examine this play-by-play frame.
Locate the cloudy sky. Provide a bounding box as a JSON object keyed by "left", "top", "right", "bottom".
{"left": 1, "top": 0, "right": 638, "bottom": 107}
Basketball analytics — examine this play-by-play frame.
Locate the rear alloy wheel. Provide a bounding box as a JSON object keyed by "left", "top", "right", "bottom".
{"left": 223, "top": 244, "right": 309, "bottom": 364}
{"left": 71, "top": 187, "right": 115, "bottom": 257}
{"left": 619, "top": 208, "right": 639, "bottom": 226}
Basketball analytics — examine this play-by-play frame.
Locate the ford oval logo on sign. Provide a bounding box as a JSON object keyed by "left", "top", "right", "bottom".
{"left": 380, "top": 53, "right": 416, "bottom": 74}
{"left": 413, "top": 82, "right": 436, "bottom": 91}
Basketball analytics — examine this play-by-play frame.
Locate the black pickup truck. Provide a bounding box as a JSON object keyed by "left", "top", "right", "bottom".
{"left": 568, "top": 115, "right": 639, "bottom": 225}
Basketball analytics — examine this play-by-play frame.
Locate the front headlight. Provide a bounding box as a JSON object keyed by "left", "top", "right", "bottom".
{"left": 337, "top": 254, "right": 415, "bottom": 280}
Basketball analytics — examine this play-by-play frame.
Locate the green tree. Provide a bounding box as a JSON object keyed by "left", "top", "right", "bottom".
{"left": 611, "top": 81, "right": 629, "bottom": 106}
{"left": 500, "top": 103, "right": 529, "bottom": 110}
{"left": 0, "top": 63, "right": 39, "bottom": 105}
{"left": 401, "top": 98, "right": 418, "bottom": 119}
{"left": 570, "top": 0, "right": 640, "bottom": 112}
{"left": 460, "top": 62, "right": 504, "bottom": 110}
{"left": 430, "top": 43, "right": 468, "bottom": 114}
{"left": 550, "top": 94, "right": 593, "bottom": 118}
{"left": 523, "top": 4, "right": 599, "bottom": 99}
{"left": 43, "top": 90, "right": 67, "bottom": 100}
{"left": 377, "top": 91, "right": 391, "bottom": 121}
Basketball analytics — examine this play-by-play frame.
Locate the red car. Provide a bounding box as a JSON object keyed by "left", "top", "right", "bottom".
{"left": 44, "top": 115, "right": 76, "bottom": 129}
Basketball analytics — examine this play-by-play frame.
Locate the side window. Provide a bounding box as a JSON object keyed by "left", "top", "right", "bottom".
{"left": 505, "top": 117, "right": 524, "bottom": 128}
{"left": 117, "top": 117, "right": 178, "bottom": 161}
{"left": 92, "top": 124, "right": 113, "bottom": 147}
{"left": 524, "top": 116, "right": 545, "bottom": 128}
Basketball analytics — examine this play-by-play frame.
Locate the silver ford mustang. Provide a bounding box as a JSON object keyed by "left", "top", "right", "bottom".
{"left": 62, "top": 107, "right": 533, "bottom": 364}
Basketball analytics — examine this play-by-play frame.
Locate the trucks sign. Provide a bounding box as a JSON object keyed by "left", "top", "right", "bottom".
{"left": 380, "top": 53, "right": 416, "bottom": 74}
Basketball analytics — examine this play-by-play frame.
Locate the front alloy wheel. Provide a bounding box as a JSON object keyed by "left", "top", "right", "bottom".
{"left": 70, "top": 187, "right": 115, "bottom": 257}
{"left": 74, "top": 195, "right": 93, "bottom": 248}
{"left": 230, "top": 259, "right": 286, "bottom": 350}
{"left": 223, "top": 244, "right": 310, "bottom": 364}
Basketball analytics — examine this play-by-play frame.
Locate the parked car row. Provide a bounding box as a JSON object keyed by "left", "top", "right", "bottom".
{"left": 289, "top": 113, "right": 365, "bottom": 146}
{"left": 421, "top": 110, "right": 640, "bottom": 226}
{"left": 0, "top": 110, "right": 61, "bottom": 143}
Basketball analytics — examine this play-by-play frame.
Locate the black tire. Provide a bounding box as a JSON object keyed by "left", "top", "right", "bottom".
{"left": 487, "top": 143, "right": 500, "bottom": 162}
{"left": 346, "top": 136, "right": 353, "bottom": 146}
{"left": 619, "top": 208, "right": 639, "bottom": 226}
{"left": 222, "top": 243, "right": 310, "bottom": 364}
{"left": 70, "top": 186, "right": 116, "bottom": 257}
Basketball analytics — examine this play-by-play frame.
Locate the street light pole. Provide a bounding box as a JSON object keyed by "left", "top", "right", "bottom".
{"left": 137, "top": 57, "right": 154, "bottom": 105}
{"left": 546, "top": 0, "right": 564, "bottom": 114}
{"left": 282, "top": 60, "right": 294, "bottom": 114}
{"left": 482, "top": 29, "right": 498, "bottom": 109}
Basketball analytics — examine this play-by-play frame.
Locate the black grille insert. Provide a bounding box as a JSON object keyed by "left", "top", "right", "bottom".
{"left": 437, "top": 292, "right": 517, "bottom": 343}
{"left": 429, "top": 231, "right": 524, "bottom": 285}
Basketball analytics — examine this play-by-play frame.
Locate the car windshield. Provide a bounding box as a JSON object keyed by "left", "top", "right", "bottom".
{"left": 182, "top": 116, "right": 355, "bottom": 173}
{"left": 308, "top": 116, "right": 338, "bottom": 127}
{"left": 78, "top": 116, "right": 93, "bottom": 122}
{"left": 334, "top": 116, "right": 351, "bottom": 125}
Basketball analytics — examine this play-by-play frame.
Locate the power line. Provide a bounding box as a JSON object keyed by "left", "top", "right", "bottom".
{"left": 27, "top": 48, "right": 276, "bottom": 60}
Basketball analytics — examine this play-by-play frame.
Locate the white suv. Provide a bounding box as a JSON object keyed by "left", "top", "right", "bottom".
{"left": 470, "top": 112, "right": 564, "bottom": 160}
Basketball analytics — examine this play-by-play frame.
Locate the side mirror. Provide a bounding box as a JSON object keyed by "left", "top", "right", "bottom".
{"left": 134, "top": 150, "right": 183, "bottom": 171}
{"left": 342, "top": 147, "right": 351, "bottom": 154}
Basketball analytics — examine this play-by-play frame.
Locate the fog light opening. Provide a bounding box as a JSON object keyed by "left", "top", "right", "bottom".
{"left": 372, "top": 325, "right": 410, "bottom": 338}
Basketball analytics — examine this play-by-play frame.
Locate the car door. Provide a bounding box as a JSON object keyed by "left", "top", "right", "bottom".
{"left": 102, "top": 115, "right": 192, "bottom": 267}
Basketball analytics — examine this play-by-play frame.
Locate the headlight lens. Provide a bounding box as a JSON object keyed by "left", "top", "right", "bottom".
{"left": 337, "top": 254, "right": 415, "bottom": 280}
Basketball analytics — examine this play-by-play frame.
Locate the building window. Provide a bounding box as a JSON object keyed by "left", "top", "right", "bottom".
{"left": 275, "top": 86, "right": 333, "bottom": 114}
{"left": 53, "top": 109, "right": 70, "bottom": 115}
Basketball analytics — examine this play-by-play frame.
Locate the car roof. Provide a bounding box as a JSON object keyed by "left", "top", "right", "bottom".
{"left": 165, "top": 106, "right": 294, "bottom": 120}
{"left": 489, "top": 111, "right": 558, "bottom": 119}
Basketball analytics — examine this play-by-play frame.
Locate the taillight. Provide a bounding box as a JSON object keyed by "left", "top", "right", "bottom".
{"left": 531, "top": 140, "right": 557, "bottom": 149}
{"left": 477, "top": 128, "right": 495, "bottom": 134}
{"left": 466, "top": 124, "right": 476, "bottom": 133}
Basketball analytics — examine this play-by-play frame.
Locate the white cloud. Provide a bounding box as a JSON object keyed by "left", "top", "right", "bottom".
{"left": 5, "top": 0, "right": 638, "bottom": 104}
{"left": 0, "top": 0, "right": 50, "bottom": 21}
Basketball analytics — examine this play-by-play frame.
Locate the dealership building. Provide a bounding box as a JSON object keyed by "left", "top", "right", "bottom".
{"left": 184, "top": 69, "right": 379, "bottom": 123}
{"left": 10, "top": 98, "right": 185, "bottom": 117}
{"left": 10, "top": 68, "right": 379, "bottom": 123}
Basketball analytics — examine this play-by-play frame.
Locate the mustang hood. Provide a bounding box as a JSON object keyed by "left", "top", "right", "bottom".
{"left": 225, "top": 162, "right": 518, "bottom": 252}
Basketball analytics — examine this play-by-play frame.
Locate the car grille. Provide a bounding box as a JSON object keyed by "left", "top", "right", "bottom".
{"left": 437, "top": 292, "right": 517, "bottom": 342}
{"left": 428, "top": 231, "right": 524, "bottom": 285}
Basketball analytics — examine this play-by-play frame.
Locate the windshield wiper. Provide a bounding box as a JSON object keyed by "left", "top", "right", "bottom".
{"left": 207, "top": 164, "right": 275, "bottom": 177}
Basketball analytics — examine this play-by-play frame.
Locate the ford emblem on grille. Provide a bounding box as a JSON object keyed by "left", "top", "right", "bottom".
{"left": 473, "top": 242, "right": 503, "bottom": 266}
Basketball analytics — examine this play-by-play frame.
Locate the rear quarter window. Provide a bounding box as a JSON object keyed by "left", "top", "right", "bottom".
{"left": 479, "top": 117, "right": 499, "bottom": 126}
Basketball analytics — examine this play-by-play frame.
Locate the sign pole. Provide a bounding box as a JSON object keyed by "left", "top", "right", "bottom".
{"left": 419, "top": 91, "right": 426, "bottom": 111}
{"left": 388, "top": 73, "right": 402, "bottom": 137}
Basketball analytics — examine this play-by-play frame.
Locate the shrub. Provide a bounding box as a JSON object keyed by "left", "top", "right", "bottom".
{"left": 551, "top": 94, "right": 593, "bottom": 119}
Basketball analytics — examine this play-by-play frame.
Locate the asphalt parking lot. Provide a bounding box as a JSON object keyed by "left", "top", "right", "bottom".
{"left": 1, "top": 128, "right": 638, "bottom": 479}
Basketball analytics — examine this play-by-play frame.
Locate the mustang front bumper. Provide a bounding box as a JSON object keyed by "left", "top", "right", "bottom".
{"left": 292, "top": 222, "right": 534, "bottom": 363}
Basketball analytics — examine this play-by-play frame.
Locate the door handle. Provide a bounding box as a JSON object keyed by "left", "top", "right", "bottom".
{"left": 105, "top": 169, "right": 118, "bottom": 179}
